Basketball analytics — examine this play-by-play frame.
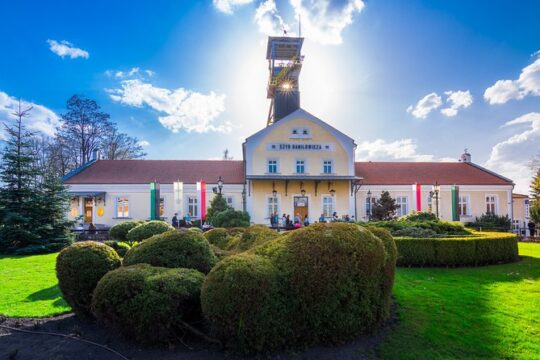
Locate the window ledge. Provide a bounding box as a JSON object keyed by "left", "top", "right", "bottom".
{"left": 113, "top": 217, "right": 132, "bottom": 219}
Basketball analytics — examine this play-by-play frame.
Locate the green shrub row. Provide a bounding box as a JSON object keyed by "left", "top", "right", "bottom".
{"left": 395, "top": 231, "right": 519, "bottom": 267}
{"left": 366, "top": 219, "right": 470, "bottom": 236}
{"left": 103, "top": 240, "right": 131, "bottom": 257}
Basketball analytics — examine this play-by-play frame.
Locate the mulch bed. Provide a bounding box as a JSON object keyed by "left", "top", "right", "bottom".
{"left": 0, "top": 309, "right": 396, "bottom": 360}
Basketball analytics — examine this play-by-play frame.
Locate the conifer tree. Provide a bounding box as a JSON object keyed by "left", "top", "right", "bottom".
{"left": 371, "top": 191, "right": 399, "bottom": 221}
{"left": 530, "top": 167, "right": 540, "bottom": 224}
{"left": 0, "top": 101, "right": 42, "bottom": 252}
{"left": 205, "top": 194, "right": 230, "bottom": 225}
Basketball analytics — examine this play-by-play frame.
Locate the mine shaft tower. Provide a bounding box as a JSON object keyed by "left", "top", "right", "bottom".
{"left": 266, "top": 36, "right": 304, "bottom": 126}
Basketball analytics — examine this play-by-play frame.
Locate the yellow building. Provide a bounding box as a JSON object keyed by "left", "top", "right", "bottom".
{"left": 63, "top": 36, "right": 517, "bottom": 228}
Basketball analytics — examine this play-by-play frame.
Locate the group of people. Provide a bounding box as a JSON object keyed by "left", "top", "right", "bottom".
{"left": 171, "top": 212, "right": 194, "bottom": 228}
{"left": 270, "top": 211, "right": 356, "bottom": 229}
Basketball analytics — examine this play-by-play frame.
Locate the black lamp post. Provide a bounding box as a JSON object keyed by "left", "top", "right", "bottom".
{"left": 242, "top": 184, "right": 247, "bottom": 212}
{"left": 217, "top": 176, "right": 224, "bottom": 195}
{"left": 367, "top": 190, "right": 372, "bottom": 221}
{"left": 300, "top": 181, "right": 306, "bottom": 197}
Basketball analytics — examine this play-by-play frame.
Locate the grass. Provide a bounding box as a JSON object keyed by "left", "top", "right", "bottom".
{"left": 0, "top": 252, "right": 70, "bottom": 317}
{"left": 378, "top": 242, "right": 540, "bottom": 359}
{"left": 0, "top": 244, "right": 539, "bottom": 359}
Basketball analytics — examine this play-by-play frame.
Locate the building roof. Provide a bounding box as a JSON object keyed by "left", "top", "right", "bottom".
{"left": 64, "top": 159, "right": 513, "bottom": 186}
{"left": 64, "top": 160, "right": 245, "bottom": 184}
{"left": 355, "top": 162, "right": 513, "bottom": 186}
{"left": 513, "top": 193, "right": 530, "bottom": 199}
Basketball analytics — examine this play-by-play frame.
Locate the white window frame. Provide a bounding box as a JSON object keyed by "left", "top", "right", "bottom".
{"left": 485, "top": 194, "right": 498, "bottom": 215}
{"left": 290, "top": 127, "right": 311, "bottom": 139}
{"left": 295, "top": 159, "right": 306, "bottom": 174}
{"left": 115, "top": 196, "right": 130, "bottom": 219}
{"left": 225, "top": 195, "right": 234, "bottom": 208}
{"left": 267, "top": 158, "right": 279, "bottom": 174}
{"left": 267, "top": 196, "right": 279, "bottom": 218}
{"left": 395, "top": 196, "right": 409, "bottom": 217}
{"left": 458, "top": 194, "right": 471, "bottom": 217}
{"left": 322, "top": 159, "right": 333, "bottom": 174}
{"left": 322, "top": 195, "right": 335, "bottom": 218}
{"left": 365, "top": 196, "right": 376, "bottom": 217}
{"left": 187, "top": 196, "right": 199, "bottom": 218}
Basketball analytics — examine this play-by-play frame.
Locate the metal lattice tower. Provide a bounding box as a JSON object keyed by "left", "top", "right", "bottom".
{"left": 266, "top": 36, "right": 304, "bottom": 126}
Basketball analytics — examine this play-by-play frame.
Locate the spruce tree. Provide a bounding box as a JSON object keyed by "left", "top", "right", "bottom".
{"left": 530, "top": 168, "right": 540, "bottom": 224}
{"left": 205, "top": 194, "right": 230, "bottom": 225}
{"left": 371, "top": 191, "right": 399, "bottom": 221}
{"left": 0, "top": 102, "right": 42, "bottom": 253}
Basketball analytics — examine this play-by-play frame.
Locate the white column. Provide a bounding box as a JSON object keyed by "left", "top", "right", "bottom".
{"left": 78, "top": 196, "right": 84, "bottom": 224}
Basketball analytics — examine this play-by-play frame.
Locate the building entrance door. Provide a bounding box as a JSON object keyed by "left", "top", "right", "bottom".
{"left": 84, "top": 197, "right": 93, "bottom": 224}
{"left": 294, "top": 196, "right": 309, "bottom": 222}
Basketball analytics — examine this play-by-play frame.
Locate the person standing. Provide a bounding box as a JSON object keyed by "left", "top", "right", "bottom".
{"left": 172, "top": 213, "right": 179, "bottom": 228}
{"left": 319, "top": 213, "right": 325, "bottom": 223}
{"left": 303, "top": 215, "right": 310, "bottom": 227}
{"left": 528, "top": 221, "right": 536, "bottom": 237}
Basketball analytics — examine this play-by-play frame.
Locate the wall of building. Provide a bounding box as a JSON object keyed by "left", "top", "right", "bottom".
{"left": 248, "top": 179, "right": 353, "bottom": 224}
{"left": 68, "top": 183, "right": 245, "bottom": 226}
{"left": 355, "top": 185, "right": 513, "bottom": 222}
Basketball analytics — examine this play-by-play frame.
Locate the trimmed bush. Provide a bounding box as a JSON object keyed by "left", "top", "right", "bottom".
{"left": 367, "top": 219, "right": 470, "bottom": 236}
{"left": 202, "top": 223, "right": 391, "bottom": 354}
{"left": 211, "top": 209, "right": 250, "bottom": 228}
{"left": 204, "top": 228, "right": 230, "bottom": 249}
{"left": 226, "top": 224, "right": 279, "bottom": 252}
{"left": 103, "top": 240, "right": 131, "bottom": 257}
{"left": 126, "top": 220, "right": 173, "bottom": 243}
{"left": 365, "top": 226, "right": 397, "bottom": 322}
{"left": 109, "top": 220, "right": 143, "bottom": 243}
{"left": 227, "top": 227, "right": 247, "bottom": 237}
{"left": 92, "top": 264, "right": 205, "bottom": 344}
{"left": 123, "top": 229, "right": 217, "bottom": 273}
{"left": 56, "top": 241, "right": 121, "bottom": 317}
{"left": 393, "top": 227, "right": 438, "bottom": 238}
{"left": 201, "top": 254, "right": 288, "bottom": 354}
{"left": 395, "top": 231, "right": 519, "bottom": 267}
{"left": 188, "top": 227, "right": 203, "bottom": 233}
{"left": 400, "top": 211, "right": 437, "bottom": 222}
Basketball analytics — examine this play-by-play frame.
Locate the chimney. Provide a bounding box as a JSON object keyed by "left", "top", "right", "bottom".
{"left": 459, "top": 149, "right": 471, "bottom": 163}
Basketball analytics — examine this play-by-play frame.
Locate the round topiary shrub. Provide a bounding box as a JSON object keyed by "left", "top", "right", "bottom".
{"left": 201, "top": 254, "right": 289, "bottom": 354}
{"left": 365, "top": 226, "right": 397, "bottom": 321}
{"left": 126, "top": 220, "right": 173, "bottom": 243}
{"left": 109, "top": 220, "right": 144, "bottom": 243}
{"left": 56, "top": 241, "right": 121, "bottom": 318}
{"left": 227, "top": 227, "right": 247, "bottom": 237}
{"left": 103, "top": 240, "right": 131, "bottom": 257}
{"left": 226, "top": 224, "right": 279, "bottom": 252}
{"left": 123, "top": 229, "right": 217, "bottom": 273}
{"left": 92, "top": 264, "right": 205, "bottom": 344}
{"left": 204, "top": 228, "right": 230, "bottom": 249}
{"left": 188, "top": 227, "right": 203, "bottom": 233}
{"left": 205, "top": 223, "right": 390, "bottom": 354}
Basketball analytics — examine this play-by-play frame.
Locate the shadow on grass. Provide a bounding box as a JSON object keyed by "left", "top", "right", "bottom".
{"left": 26, "top": 285, "right": 67, "bottom": 309}
{"left": 377, "top": 253, "right": 540, "bottom": 359}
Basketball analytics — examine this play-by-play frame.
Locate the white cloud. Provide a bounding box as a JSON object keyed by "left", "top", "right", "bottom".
{"left": 485, "top": 112, "right": 540, "bottom": 193}
{"left": 106, "top": 67, "right": 154, "bottom": 79}
{"left": 484, "top": 57, "right": 540, "bottom": 104}
{"left": 255, "top": 0, "right": 290, "bottom": 35}
{"left": 213, "top": 0, "right": 253, "bottom": 14}
{"left": 356, "top": 138, "right": 455, "bottom": 162}
{"left": 0, "top": 91, "right": 60, "bottom": 139}
{"left": 407, "top": 92, "right": 442, "bottom": 119}
{"left": 440, "top": 90, "right": 473, "bottom": 117}
{"left": 47, "top": 39, "right": 89, "bottom": 59}
{"left": 289, "top": 0, "right": 365, "bottom": 45}
{"left": 108, "top": 79, "right": 229, "bottom": 133}
{"left": 138, "top": 140, "right": 151, "bottom": 147}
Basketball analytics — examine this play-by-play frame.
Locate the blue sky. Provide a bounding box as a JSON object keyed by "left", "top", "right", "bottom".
{"left": 0, "top": 0, "right": 539, "bottom": 193}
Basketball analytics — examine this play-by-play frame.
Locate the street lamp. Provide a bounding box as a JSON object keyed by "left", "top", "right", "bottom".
{"left": 431, "top": 181, "right": 440, "bottom": 218}
{"left": 329, "top": 189, "right": 336, "bottom": 197}
{"left": 300, "top": 181, "right": 306, "bottom": 197}
{"left": 367, "top": 190, "right": 372, "bottom": 221}
{"left": 217, "top": 176, "right": 224, "bottom": 195}
{"left": 272, "top": 181, "right": 277, "bottom": 198}
{"left": 242, "top": 184, "right": 247, "bottom": 212}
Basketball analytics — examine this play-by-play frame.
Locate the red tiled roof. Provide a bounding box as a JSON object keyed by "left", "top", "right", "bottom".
{"left": 513, "top": 193, "right": 529, "bottom": 199}
{"left": 355, "top": 162, "right": 513, "bottom": 186}
{"left": 64, "top": 160, "right": 513, "bottom": 186}
{"left": 64, "top": 160, "right": 245, "bottom": 184}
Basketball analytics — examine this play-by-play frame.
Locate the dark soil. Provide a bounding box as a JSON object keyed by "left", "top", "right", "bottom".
{"left": 0, "top": 310, "right": 396, "bottom": 360}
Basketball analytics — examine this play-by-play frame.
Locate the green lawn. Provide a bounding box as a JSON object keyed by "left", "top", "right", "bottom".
{"left": 378, "top": 242, "right": 540, "bottom": 359}
{"left": 0, "top": 252, "right": 70, "bottom": 317}
{"left": 1, "top": 244, "right": 539, "bottom": 359}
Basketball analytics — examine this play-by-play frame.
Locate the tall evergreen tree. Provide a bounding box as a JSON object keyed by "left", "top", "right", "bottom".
{"left": 0, "top": 101, "right": 42, "bottom": 252}
{"left": 205, "top": 194, "right": 230, "bottom": 225}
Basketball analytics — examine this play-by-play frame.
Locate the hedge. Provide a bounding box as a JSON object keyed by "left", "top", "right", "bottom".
{"left": 126, "top": 220, "right": 173, "bottom": 243}
{"left": 202, "top": 223, "right": 392, "bottom": 354}
{"left": 225, "top": 224, "right": 279, "bottom": 252}
{"left": 367, "top": 220, "right": 470, "bottom": 236}
{"left": 123, "top": 229, "right": 217, "bottom": 273}
{"left": 109, "top": 220, "right": 144, "bottom": 242}
{"left": 56, "top": 241, "right": 121, "bottom": 318}
{"left": 92, "top": 264, "right": 205, "bottom": 344}
{"left": 103, "top": 240, "right": 131, "bottom": 257}
{"left": 395, "top": 231, "right": 519, "bottom": 267}
{"left": 204, "top": 228, "right": 230, "bottom": 249}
